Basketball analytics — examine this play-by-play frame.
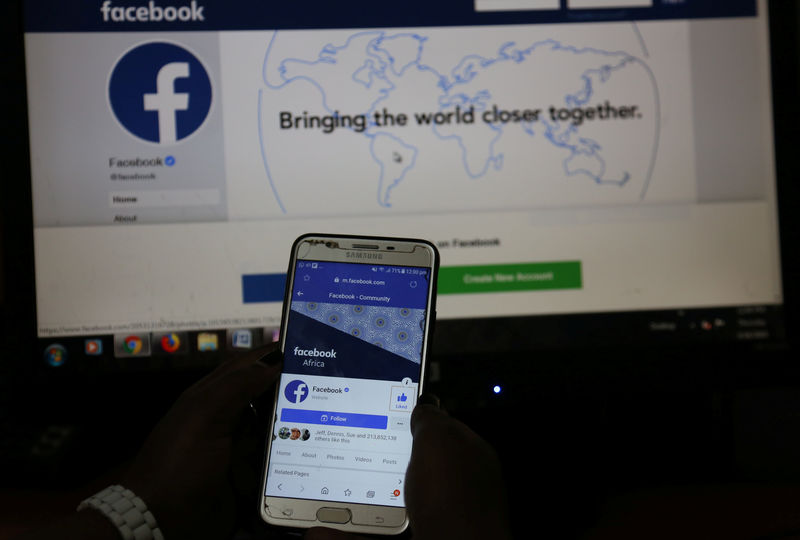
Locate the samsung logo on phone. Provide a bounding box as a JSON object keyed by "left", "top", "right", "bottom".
{"left": 345, "top": 252, "right": 383, "bottom": 260}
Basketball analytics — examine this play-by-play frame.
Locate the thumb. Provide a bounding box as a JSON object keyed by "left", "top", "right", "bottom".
{"left": 200, "top": 353, "right": 282, "bottom": 428}
{"left": 410, "top": 395, "right": 446, "bottom": 436}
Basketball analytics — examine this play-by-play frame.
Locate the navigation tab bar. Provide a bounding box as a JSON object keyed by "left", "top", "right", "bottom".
{"left": 271, "top": 445, "right": 409, "bottom": 474}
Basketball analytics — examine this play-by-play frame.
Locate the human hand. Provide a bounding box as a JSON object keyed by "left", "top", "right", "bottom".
{"left": 403, "top": 399, "right": 512, "bottom": 540}
{"left": 304, "top": 397, "right": 511, "bottom": 540}
{"left": 121, "top": 343, "right": 281, "bottom": 540}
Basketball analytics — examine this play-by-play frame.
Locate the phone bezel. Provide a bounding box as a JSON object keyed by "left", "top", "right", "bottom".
{"left": 259, "top": 233, "right": 439, "bottom": 535}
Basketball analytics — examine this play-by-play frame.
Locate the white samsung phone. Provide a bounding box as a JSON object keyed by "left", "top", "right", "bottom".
{"left": 259, "top": 233, "right": 439, "bottom": 535}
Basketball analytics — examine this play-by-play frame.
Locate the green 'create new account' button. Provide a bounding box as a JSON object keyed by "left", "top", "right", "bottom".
{"left": 438, "top": 261, "right": 582, "bottom": 294}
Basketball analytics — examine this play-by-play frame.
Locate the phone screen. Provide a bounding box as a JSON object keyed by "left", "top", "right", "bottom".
{"left": 264, "top": 258, "right": 432, "bottom": 508}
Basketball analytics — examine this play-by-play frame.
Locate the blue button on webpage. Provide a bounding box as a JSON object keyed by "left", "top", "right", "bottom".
{"left": 242, "top": 273, "right": 286, "bottom": 303}
{"left": 281, "top": 408, "right": 388, "bottom": 429}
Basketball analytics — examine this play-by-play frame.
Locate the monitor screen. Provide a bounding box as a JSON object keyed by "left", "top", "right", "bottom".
{"left": 21, "top": 0, "right": 784, "bottom": 369}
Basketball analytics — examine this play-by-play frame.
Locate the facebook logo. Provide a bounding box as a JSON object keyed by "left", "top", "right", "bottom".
{"left": 108, "top": 42, "right": 212, "bottom": 144}
{"left": 284, "top": 380, "right": 309, "bottom": 404}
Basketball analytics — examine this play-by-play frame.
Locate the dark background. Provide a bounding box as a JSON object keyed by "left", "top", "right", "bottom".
{"left": 2, "top": 1, "right": 800, "bottom": 538}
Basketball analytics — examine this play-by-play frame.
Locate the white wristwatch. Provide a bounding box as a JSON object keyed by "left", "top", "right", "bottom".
{"left": 77, "top": 485, "right": 164, "bottom": 540}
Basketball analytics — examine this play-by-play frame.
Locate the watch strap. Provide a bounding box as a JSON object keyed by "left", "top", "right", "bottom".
{"left": 77, "top": 485, "right": 164, "bottom": 540}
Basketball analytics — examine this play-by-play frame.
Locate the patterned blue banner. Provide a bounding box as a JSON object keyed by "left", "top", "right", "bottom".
{"left": 292, "top": 302, "right": 425, "bottom": 364}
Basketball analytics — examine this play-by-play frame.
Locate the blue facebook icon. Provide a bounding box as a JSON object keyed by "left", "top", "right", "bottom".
{"left": 108, "top": 42, "right": 212, "bottom": 144}
{"left": 284, "top": 380, "right": 309, "bottom": 404}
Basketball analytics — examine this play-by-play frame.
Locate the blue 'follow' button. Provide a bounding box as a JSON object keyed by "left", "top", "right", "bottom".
{"left": 281, "top": 408, "right": 388, "bottom": 429}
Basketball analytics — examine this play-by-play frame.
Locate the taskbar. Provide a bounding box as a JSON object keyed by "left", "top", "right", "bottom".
{"left": 34, "top": 305, "right": 787, "bottom": 371}
{"left": 37, "top": 326, "right": 280, "bottom": 372}
{"left": 433, "top": 304, "right": 787, "bottom": 354}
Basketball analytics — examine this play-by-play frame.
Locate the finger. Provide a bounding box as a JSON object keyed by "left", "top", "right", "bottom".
{"left": 418, "top": 392, "right": 441, "bottom": 409}
{"left": 203, "top": 341, "right": 279, "bottom": 384}
{"left": 201, "top": 358, "right": 282, "bottom": 427}
{"left": 187, "top": 341, "right": 280, "bottom": 396}
{"left": 410, "top": 401, "right": 448, "bottom": 436}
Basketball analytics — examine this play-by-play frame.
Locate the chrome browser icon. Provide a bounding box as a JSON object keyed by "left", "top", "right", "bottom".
{"left": 125, "top": 336, "right": 142, "bottom": 354}
{"left": 114, "top": 333, "right": 152, "bottom": 357}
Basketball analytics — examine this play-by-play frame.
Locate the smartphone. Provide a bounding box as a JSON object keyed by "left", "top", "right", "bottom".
{"left": 259, "top": 234, "right": 439, "bottom": 535}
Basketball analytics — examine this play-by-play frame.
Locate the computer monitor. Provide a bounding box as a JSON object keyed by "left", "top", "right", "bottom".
{"left": 17, "top": 0, "right": 788, "bottom": 373}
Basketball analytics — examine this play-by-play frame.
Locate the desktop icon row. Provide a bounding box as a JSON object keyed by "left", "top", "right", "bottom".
{"left": 43, "top": 327, "right": 279, "bottom": 365}
{"left": 113, "top": 329, "right": 268, "bottom": 357}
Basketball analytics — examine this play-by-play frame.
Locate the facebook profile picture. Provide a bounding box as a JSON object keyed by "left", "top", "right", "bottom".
{"left": 284, "top": 380, "right": 309, "bottom": 404}
{"left": 108, "top": 42, "right": 212, "bottom": 144}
